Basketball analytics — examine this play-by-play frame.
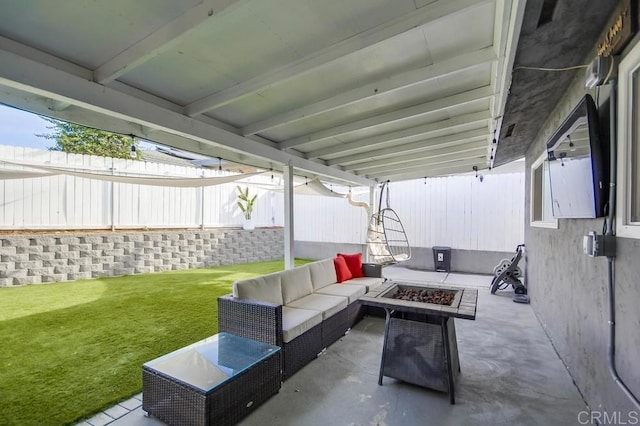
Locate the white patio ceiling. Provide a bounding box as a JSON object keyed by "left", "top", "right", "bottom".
{"left": 0, "top": 0, "right": 524, "bottom": 186}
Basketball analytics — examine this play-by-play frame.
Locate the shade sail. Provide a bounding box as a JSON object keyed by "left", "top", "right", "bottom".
{"left": 248, "top": 177, "right": 347, "bottom": 198}
{"left": 0, "top": 161, "right": 262, "bottom": 187}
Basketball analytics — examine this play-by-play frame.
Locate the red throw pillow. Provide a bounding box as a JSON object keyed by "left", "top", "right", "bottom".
{"left": 338, "top": 253, "right": 364, "bottom": 278}
{"left": 333, "top": 256, "right": 353, "bottom": 283}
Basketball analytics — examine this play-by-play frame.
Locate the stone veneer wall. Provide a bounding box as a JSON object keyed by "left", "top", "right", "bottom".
{"left": 0, "top": 228, "right": 284, "bottom": 287}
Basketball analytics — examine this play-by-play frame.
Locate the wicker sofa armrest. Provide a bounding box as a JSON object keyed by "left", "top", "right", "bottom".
{"left": 362, "top": 262, "right": 382, "bottom": 278}
{"left": 218, "top": 295, "right": 283, "bottom": 347}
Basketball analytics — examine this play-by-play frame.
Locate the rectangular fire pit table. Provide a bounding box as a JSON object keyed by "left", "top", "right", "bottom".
{"left": 359, "top": 281, "right": 477, "bottom": 404}
{"left": 142, "top": 332, "right": 281, "bottom": 426}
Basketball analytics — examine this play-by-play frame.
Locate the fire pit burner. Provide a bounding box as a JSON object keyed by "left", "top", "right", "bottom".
{"left": 390, "top": 288, "right": 455, "bottom": 305}
{"left": 379, "top": 284, "right": 462, "bottom": 310}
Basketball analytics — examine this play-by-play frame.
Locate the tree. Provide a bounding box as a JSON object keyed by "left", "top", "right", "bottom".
{"left": 39, "top": 118, "right": 140, "bottom": 159}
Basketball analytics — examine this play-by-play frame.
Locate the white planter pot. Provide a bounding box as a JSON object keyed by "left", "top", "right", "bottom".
{"left": 243, "top": 218, "right": 255, "bottom": 230}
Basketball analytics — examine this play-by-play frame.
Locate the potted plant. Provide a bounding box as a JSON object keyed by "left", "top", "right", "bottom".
{"left": 236, "top": 186, "right": 257, "bottom": 230}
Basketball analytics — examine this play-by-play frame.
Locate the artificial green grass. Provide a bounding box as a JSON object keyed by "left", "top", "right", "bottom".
{"left": 0, "top": 259, "right": 312, "bottom": 426}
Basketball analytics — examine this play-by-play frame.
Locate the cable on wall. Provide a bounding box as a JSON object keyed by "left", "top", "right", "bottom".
{"left": 512, "top": 64, "right": 589, "bottom": 72}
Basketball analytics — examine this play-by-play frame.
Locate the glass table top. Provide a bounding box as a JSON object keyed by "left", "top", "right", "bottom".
{"left": 144, "top": 333, "right": 280, "bottom": 392}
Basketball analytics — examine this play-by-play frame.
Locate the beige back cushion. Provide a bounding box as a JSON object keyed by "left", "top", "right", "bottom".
{"left": 308, "top": 259, "right": 338, "bottom": 290}
{"left": 233, "top": 273, "right": 283, "bottom": 305}
{"left": 280, "top": 265, "right": 314, "bottom": 304}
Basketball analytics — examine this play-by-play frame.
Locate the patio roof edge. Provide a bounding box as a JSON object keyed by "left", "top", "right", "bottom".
{"left": 0, "top": 48, "right": 377, "bottom": 187}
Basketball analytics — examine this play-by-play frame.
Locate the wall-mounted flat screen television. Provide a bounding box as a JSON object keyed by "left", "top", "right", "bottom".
{"left": 546, "top": 94, "right": 607, "bottom": 218}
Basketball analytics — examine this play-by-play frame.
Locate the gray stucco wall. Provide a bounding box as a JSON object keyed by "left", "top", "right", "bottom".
{"left": 0, "top": 228, "right": 284, "bottom": 287}
{"left": 524, "top": 43, "right": 640, "bottom": 415}
{"left": 294, "top": 241, "right": 515, "bottom": 275}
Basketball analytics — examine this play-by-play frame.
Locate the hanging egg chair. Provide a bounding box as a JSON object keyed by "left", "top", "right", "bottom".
{"left": 366, "top": 181, "right": 411, "bottom": 266}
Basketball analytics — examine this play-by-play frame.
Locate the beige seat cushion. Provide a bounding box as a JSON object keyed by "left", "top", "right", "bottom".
{"left": 368, "top": 224, "right": 395, "bottom": 264}
{"left": 232, "top": 273, "right": 283, "bottom": 305}
{"left": 286, "top": 293, "right": 348, "bottom": 320}
{"left": 392, "top": 253, "right": 409, "bottom": 262}
{"left": 315, "top": 283, "right": 366, "bottom": 303}
{"left": 343, "top": 277, "right": 384, "bottom": 292}
{"left": 282, "top": 306, "right": 323, "bottom": 343}
{"left": 307, "top": 259, "right": 337, "bottom": 290}
{"left": 280, "top": 265, "right": 314, "bottom": 304}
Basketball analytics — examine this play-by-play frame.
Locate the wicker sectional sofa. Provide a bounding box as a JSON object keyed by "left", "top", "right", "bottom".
{"left": 218, "top": 258, "right": 383, "bottom": 379}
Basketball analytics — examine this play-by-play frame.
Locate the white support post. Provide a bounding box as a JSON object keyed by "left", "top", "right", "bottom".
{"left": 366, "top": 185, "right": 376, "bottom": 262}
{"left": 283, "top": 163, "right": 294, "bottom": 270}
{"left": 369, "top": 185, "right": 377, "bottom": 213}
{"left": 200, "top": 169, "right": 207, "bottom": 230}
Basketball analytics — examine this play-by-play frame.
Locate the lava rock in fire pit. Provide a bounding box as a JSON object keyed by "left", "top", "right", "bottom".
{"left": 391, "top": 288, "right": 455, "bottom": 305}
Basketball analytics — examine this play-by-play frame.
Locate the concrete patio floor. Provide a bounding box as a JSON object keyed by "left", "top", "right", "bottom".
{"left": 95, "top": 267, "right": 587, "bottom": 426}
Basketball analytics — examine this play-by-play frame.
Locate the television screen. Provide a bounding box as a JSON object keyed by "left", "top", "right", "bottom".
{"left": 546, "top": 95, "right": 606, "bottom": 218}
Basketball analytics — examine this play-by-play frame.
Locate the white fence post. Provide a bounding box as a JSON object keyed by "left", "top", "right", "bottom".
{"left": 110, "top": 158, "right": 115, "bottom": 231}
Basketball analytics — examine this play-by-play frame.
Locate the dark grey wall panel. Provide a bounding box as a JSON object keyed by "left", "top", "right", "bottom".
{"left": 524, "top": 50, "right": 640, "bottom": 414}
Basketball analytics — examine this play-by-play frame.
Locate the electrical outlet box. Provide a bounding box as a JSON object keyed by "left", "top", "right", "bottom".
{"left": 583, "top": 232, "right": 616, "bottom": 257}
{"left": 585, "top": 55, "right": 615, "bottom": 88}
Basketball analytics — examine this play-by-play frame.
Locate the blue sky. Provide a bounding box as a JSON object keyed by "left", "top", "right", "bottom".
{"left": 0, "top": 104, "right": 54, "bottom": 149}
{"left": 0, "top": 103, "right": 161, "bottom": 151}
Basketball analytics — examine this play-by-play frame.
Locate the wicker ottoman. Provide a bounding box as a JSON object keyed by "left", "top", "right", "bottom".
{"left": 142, "top": 333, "right": 281, "bottom": 426}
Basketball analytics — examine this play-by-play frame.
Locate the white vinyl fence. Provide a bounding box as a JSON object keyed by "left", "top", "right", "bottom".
{"left": 0, "top": 146, "right": 524, "bottom": 252}
{"left": 392, "top": 174, "right": 525, "bottom": 251}
{"left": 294, "top": 173, "right": 525, "bottom": 252}
{"left": 0, "top": 146, "right": 283, "bottom": 229}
